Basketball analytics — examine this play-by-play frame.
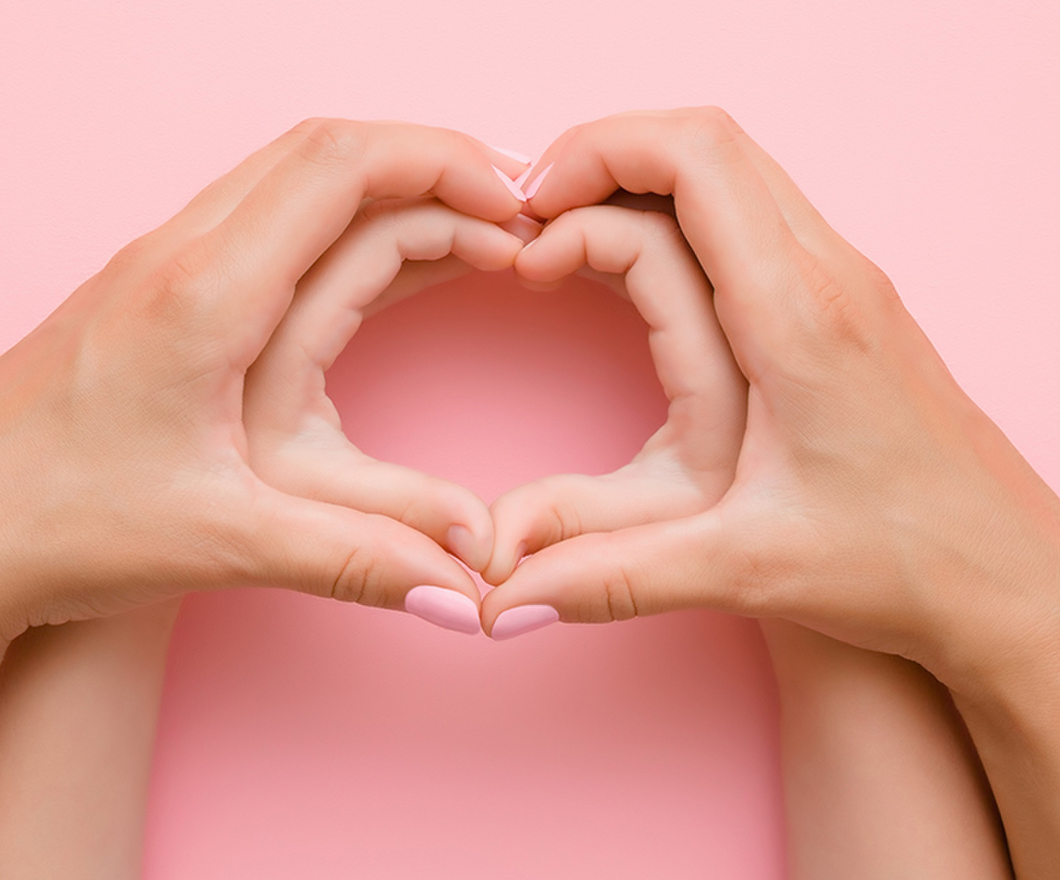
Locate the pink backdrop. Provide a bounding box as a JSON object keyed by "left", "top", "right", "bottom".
{"left": 2, "top": 1, "right": 1058, "bottom": 877}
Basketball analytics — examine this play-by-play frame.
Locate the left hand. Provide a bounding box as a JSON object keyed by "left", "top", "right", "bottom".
{"left": 481, "top": 201, "right": 747, "bottom": 637}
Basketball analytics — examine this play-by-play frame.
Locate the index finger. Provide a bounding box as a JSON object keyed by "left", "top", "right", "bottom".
{"left": 524, "top": 109, "right": 811, "bottom": 381}
{"left": 163, "top": 119, "right": 527, "bottom": 368}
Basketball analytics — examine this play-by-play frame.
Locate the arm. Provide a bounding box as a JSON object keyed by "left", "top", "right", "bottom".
{"left": 0, "top": 605, "right": 178, "bottom": 879}
{"left": 483, "top": 107, "right": 1060, "bottom": 877}
{"left": 762, "top": 620, "right": 1011, "bottom": 879}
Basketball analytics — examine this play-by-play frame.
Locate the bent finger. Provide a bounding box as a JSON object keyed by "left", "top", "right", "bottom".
{"left": 171, "top": 120, "right": 527, "bottom": 367}
{"left": 248, "top": 488, "right": 483, "bottom": 635}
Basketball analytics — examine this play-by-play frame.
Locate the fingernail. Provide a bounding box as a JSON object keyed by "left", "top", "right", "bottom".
{"left": 523, "top": 163, "right": 554, "bottom": 200}
{"left": 499, "top": 213, "right": 542, "bottom": 243}
{"left": 404, "top": 586, "right": 481, "bottom": 635}
{"left": 513, "top": 164, "right": 535, "bottom": 190}
{"left": 489, "top": 145, "right": 533, "bottom": 164}
{"left": 491, "top": 605, "right": 559, "bottom": 640}
{"left": 446, "top": 523, "right": 486, "bottom": 570}
{"left": 492, "top": 165, "right": 527, "bottom": 203}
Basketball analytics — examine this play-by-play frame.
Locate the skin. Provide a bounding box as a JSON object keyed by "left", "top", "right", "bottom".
{"left": 0, "top": 138, "right": 532, "bottom": 878}
{"left": 1, "top": 168, "right": 1012, "bottom": 875}
{"left": 0, "top": 118, "right": 529, "bottom": 658}
{"left": 483, "top": 107, "right": 1060, "bottom": 879}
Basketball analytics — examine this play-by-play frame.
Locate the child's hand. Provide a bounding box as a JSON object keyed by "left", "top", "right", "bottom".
{"left": 243, "top": 196, "right": 528, "bottom": 630}
{"left": 482, "top": 203, "right": 747, "bottom": 636}
{"left": 0, "top": 120, "right": 527, "bottom": 642}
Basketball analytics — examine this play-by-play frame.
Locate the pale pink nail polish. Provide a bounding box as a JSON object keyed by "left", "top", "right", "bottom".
{"left": 523, "top": 163, "right": 554, "bottom": 200}
{"left": 489, "top": 145, "right": 533, "bottom": 164}
{"left": 491, "top": 604, "right": 559, "bottom": 640}
{"left": 492, "top": 165, "right": 527, "bottom": 203}
{"left": 513, "top": 164, "right": 535, "bottom": 190}
{"left": 404, "top": 586, "right": 481, "bottom": 635}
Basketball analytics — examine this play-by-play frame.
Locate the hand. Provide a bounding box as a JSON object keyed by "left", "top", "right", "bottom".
{"left": 245, "top": 195, "right": 531, "bottom": 630}
{"left": 483, "top": 108, "right": 1060, "bottom": 694}
{"left": 479, "top": 201, "right": 747, "bottom": 638}
{"left": 0, "top": 119, "right": 527, "bottom": 642}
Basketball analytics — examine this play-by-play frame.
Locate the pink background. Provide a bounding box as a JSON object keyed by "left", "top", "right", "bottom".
{"left": 2, "top": 1, "right": 1058, "bottom": 877}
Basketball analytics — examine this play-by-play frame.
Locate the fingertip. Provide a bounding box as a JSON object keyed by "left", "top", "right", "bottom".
{"left": 446, "top": 521, "right": 493, "bottom": 573}
{"left": 404, "top": 585, "right": 482, "bottom": 635}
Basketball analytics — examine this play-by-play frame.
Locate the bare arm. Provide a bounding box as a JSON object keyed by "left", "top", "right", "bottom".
{"left": 0, "top": 604, "right": 178, "bottom": 879}
{"left": 762, "top": 620, "right": 1011, "bottom": 879}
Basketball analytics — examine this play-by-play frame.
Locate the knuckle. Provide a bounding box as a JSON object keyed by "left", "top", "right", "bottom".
{"left": 600, "top": 558, "right": 639, "bottom": 623}
{"left": 683, "top": 106, "right": 741, "bottom": 158}
{"left": 795, "top": 254, "right": 876, "bottom": 352}
{"left": 545, "top": 495, "right": 585, "bottom": 546}
{"left": 300, "top": 118, "right": 367, "bottom": 169}
{"left": 138, "top": 242, "right": 219, "bottom": 327}
{"left": 639, "top": 208, "right": 682, "bottom": 244}
{"left": 330, "top": 544, "right": 385, "bottom": 607}
{"left": 152, "top": 243, "right": 216, "bottom": 302}
{"left": 103, "top": 232, "right": 157, "bottom": 279}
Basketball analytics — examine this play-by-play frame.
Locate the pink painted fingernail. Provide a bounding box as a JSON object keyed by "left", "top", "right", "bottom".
{"left": 491, "top": 604, "right": 559, "bottom": 640}
{"left": 523, "top": 163, "right": 554, "bottom": 200}
{"left": 513, "top": 167, "right": 534, "bottom": 192}
{"left": 492, "top": 166, "right": 527, "bottom": 202}
{"left": 404, "top": 586, "right": 481, "bottom": 635}
{"left": 489, "top": 145, "right": 533, "bottom": 164}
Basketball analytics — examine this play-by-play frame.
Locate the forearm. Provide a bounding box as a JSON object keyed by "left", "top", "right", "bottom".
{"left": 950, "top": 638, "right": 1060, "bottom": 880}
{"left": 0, "top": 602, "right": 179, "bottom": 880}
{"left": 762, "top": 620, "right": 1012, "bottom": 880}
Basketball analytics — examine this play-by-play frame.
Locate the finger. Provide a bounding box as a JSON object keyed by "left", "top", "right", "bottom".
{"left": 523, "top": 108, "right": 813, "bottom": 382}
{"left": 480, "top": 511, "right": 748, "bottom": 638}
{"left": 244, "top": 199, "right": 521, "bottom": 571}
{"left": 517, "top": 205, "right": 744, "bottom": 407}
{"left": 361, "top": 254, "right": 476, "bottom": 318}
{"left": 168, "top": 120, "right": 527, "bottom": 368}
{"left": 248, "top": 488, "right": 483, "bottom": 635}
{"left": 256, "top": 443, "right": 496, "bottom": 573}
{"left": 162, "top": 120, "right": 319, "bottom": 238}
{"left": 258, "top": 198, "right": 523, "bottom": 387}
{"left": 361, "top": 217, "right": 538, "bottom": 318}
{"left": 486, "top": 206, "right": 746, "bottom": 581}
{"left": 484, "top": 466, "right": 708, "bottom": 585}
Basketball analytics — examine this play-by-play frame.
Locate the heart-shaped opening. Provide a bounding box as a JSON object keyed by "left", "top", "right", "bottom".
{"left": 327, "top": 268, "right": 669, "bottom": 512}
{"left": 161, "top": 267, "right": 780, "bottom": 874}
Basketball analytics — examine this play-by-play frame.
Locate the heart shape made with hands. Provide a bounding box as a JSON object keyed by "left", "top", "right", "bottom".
{"left": 241, "top": 186, "right": 747, "bottom": 639}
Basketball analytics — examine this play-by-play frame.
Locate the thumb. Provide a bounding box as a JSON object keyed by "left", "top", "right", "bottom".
{"left": 246, "top": 488, "right": 484, "bottom": 635}
{"left": 480, "top": 508, "right": 767, "bottom": 640}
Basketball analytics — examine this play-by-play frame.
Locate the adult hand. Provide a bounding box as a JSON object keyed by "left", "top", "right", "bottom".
{"left": 483, "top": 108, "right": 1060, "bottom": 689}
{"left": 0, "top": 119, "right": 527, "bottom": 644}
{"left": 481, "top": 108, "right": 1060, "bottom": 879}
